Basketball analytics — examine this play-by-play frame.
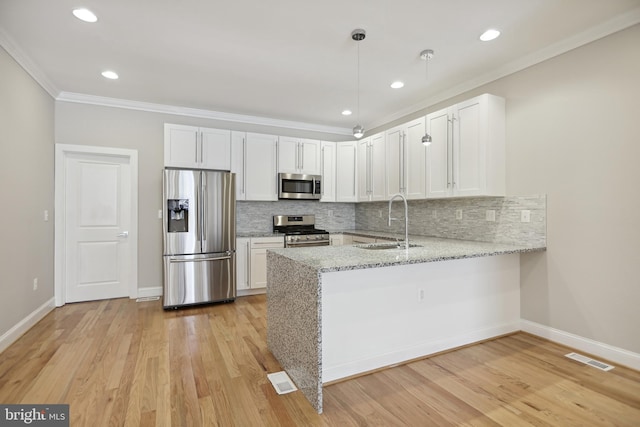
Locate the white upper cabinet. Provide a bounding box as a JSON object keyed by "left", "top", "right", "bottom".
{"left": 231, "top": 131, "right": 247, "bottom": 200}
{"left": 335, "top": 141, "right": 358, "bottom": 202}
{"left": 233, "top": 132, "right": 278, "bottom": 201}
{"left": 357, "top": 133, "right": 386, "bottom": 202}
{"left": 426, "top": 93, "right": 505, "bottom": 198}
{"left": 385, "top": 117, "right": 426, "bottom": 200}
{"left": 320, "top": 141, "right": 336, "bottom": 202}
{"left": 164, "top": 123, "right": 231, "bottom": 170}
{"left": 405, "top": 118, "right": 427, "bottom": 199}
{"left": 278, "top": 137, "right": 321, "bottom": 175}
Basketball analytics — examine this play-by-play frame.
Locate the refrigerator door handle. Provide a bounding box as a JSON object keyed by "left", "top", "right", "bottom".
{"left": 201, "top": 173, "right": 207, "bottom": 242}
{"left": 170, "top": 254, "right": 231, "bottom": 263}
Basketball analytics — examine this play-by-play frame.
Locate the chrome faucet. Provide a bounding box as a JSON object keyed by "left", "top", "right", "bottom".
{"left": 388, "top": 193, "right": 409, "bottom": 250}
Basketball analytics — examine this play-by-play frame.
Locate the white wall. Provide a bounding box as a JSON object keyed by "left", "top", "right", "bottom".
{"left": 0, "top": 47, "right": 55, "bottom": 337}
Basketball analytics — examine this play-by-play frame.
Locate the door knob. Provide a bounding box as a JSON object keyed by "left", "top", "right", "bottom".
{"left": 117, "top": 231, "right": 129, "bottom": 238}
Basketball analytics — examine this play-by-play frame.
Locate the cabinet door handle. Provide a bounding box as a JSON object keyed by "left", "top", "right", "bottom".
{"left": 275, "top": 141, "right": 279, "bottom": 196}
{"left": 321, "top": 147, "right": 325, "bottom": 195}
{"left": 195, "top": 131, "right": 200, "bottom": 164}
{"left": 200, "top": 131, "right": 204, "bottom": 164}
{"left": 451, "top": 115, "right": 457, "bottom": 187}
{"left": 402, "top": 132, "right": 406, "bottom": 192}
{"left": 398, "top": 135, "right": 402, "bottom": 192}
{"left": 367, "top": 144, "right": 372, "bottom": 194}
{"left": 352, "top": 146, "right": 357, "bottom": 197}
{"left": 300, "top": 143, "right": 304, "bottom": 171}
{"left": 296, "top": 142, "right": 300, "bottom": 170}
{"left": 242, "top": 137, "right": 246, "bottom": 194}
{"left": 447, "top": 117, "right": 452, "bottom": 188}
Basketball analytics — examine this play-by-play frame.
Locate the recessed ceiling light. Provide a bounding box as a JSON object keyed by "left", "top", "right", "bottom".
{"left": 342, "top": 109, "right": 352, "bottom": 116}
{"left": 390, "top": 81, "right": 405, "bottom": 89}
{"left": 72, "top": 8, "right": 98, "bottom": 23}
{"left": 480, "top": 29, "right": 501, "bottom": 42}
{"left": 101, "top": 70, "right": 119, "bottom": 80}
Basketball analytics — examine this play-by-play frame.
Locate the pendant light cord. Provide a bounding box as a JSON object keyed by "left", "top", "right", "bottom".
{"left": 357, "top": 40, "right": 360, "bottom": 125}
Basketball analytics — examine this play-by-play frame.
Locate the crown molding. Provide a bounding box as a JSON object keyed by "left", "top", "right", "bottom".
{"left": 369, "top": 7, "right": 640, "bottom": 130}
{"left": 56, "top": 92, "right": 353, "bottom": 136}
{"left": 0, "top": 26, "right": 59, "bottom": 99}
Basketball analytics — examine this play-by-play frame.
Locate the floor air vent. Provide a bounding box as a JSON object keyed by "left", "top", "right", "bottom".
{"left": 565, "top": 352, "right": 614, "bottom": 371}
{"left": 267, "top": 371, "right": 298, "bottom": 395}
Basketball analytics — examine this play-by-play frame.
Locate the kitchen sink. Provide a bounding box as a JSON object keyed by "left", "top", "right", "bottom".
{"left": 356, "top": 242, "right": 422, "bottom": 250}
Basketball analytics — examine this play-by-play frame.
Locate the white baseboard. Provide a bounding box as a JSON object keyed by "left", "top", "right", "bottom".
{"left": 237, "top": 288, "right": 266, "bottom": 297}
{"left": 520, "top": 320, "right": 640, "bottom": 371}
{"left": 0, "top": 298, "right": 55, "bottom": 354}
{"left": 136, "top": 286, "right": 163, "bottom": 299}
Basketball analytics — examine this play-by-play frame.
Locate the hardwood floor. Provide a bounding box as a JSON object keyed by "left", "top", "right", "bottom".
{"left": 1, "top": 295, "right": 638, "bottom": 426}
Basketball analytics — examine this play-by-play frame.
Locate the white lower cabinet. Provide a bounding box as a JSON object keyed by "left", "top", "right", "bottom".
{"left": 249, "top": 236, "right": 284, "bottom": 291}
{"left": 329, "top": 234, "right": 343, "bottom": 246}
{"left": 236, "top": 238, "right": 250, "bottom": 291}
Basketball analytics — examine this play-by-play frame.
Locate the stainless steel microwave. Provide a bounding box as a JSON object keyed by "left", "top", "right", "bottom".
{"left": 278, "top": 173, "right": 322, "bottom": 200}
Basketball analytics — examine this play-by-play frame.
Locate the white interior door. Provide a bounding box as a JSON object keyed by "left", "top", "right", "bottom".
{"left": 56, "top": 145, "right": 138, "bottom": 304}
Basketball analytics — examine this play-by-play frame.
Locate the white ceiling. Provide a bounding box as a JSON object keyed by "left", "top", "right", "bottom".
{"left": 1, "top": 0, "right": 639, "bottom": 135}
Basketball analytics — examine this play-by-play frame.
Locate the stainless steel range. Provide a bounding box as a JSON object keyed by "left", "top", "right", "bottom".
{"left": 273, "top": 215, "right": 330, "bottom": 248}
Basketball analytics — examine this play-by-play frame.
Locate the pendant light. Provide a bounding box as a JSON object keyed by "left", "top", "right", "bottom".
{"left": 420, "top": 49, "right": 435, "bottom": 145}
{"left": 352, "top": 29, "right": 366, "bottom": 139}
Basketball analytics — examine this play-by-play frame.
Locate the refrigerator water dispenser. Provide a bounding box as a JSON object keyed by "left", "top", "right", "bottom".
{"left": 167, "top": 199, "right": 189, "bottom": 232}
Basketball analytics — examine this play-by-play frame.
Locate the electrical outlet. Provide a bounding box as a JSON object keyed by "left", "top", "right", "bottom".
{"left": 432, "top": 210, "right": 437, "bottom": 219}
{"left": 378, "top": 210, "right": 382, "bottom": 218}
{"left": 521, "top": 210, "right": 531, "bottom": 223}
{"left": 43, "top": 210, "right": 49, "bottom": 221}
{"left": 456, "top": 209, "right": 463, "bottom": 220}
{"left": 417, "top": 288, "right": 425, "bottom": 302}
{"left": 328, "top": 210, "right": 334, "bottom": 217}
{"left": 158, "top": 209, "right": 163, "bottom": 219}
{"left": 33, "top": 278, "right": 38, "bottom": 291}
{"left": 486, "top": 210, "right": 496, "bottom": 222}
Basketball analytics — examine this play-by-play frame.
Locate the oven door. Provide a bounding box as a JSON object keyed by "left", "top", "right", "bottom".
{"left": 278, "top": 173, "right": 321, "bottom": 200}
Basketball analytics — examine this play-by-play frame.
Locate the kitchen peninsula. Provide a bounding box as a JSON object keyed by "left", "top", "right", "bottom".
{"left": 266, "top": 234, "right": 545, "bottom": 413}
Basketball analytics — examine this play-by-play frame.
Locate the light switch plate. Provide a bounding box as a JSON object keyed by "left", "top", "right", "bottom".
{"left": 456, "top": 209, "right": 463, "bottom": 220}
{"left": 521, "top": 210, "right": 531, "bottom": 223}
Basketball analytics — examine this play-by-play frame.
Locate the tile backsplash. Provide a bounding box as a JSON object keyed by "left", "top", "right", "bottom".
{"left": 236, "top": 200, "right": 355, "bottom": 234}
{"left": 237, "top": 195, "right": 546, "bottom": 247}
{"left": 355, "top": 195, "right": 546, "bottom": 247}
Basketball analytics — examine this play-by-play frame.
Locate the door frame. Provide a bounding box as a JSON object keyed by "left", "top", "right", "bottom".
{"left": 54, "top": 144, "right": 139, "bottom": 307}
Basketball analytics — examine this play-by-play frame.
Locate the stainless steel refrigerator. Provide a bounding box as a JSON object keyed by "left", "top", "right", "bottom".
{"left": 163, "top": 169, "right": 236, "bottom": 308}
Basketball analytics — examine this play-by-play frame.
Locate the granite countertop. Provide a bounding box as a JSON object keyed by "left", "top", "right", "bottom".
{"left": 270, "top": 232, "right": 545, "bottom": 273}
